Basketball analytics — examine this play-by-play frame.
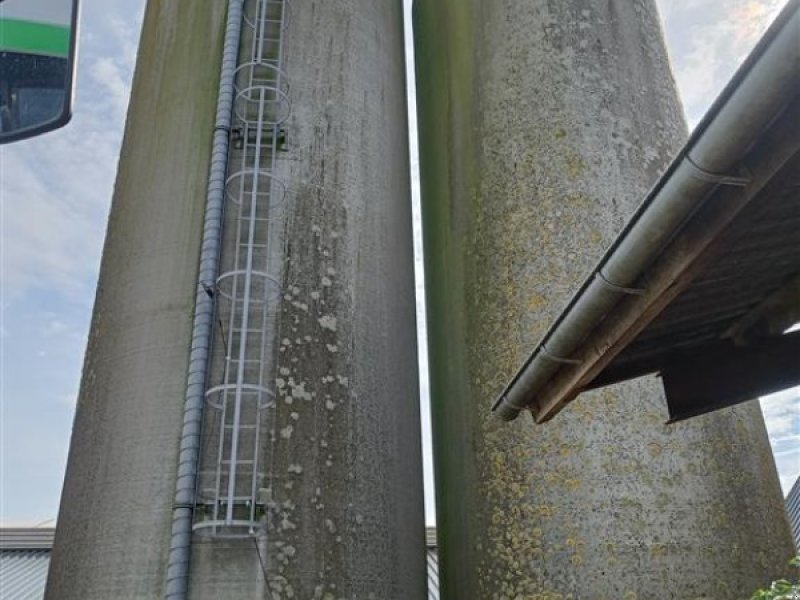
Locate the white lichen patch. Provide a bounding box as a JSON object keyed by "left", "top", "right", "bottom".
{"left": 321, "top": 276, "right": 332, "bottom": 287}
{"left": 280, "top": 425, "right": 294, "bottom": 439}
{"left": 290, "top": 381, "right": 313, "bottom": 401}
{"left": 318, "top": 315, "right": 337, "bottom": 331}
{"left": 287, "top": 463, "right": 303, "bottom": 474}
{"left": 326, "top": 344, "right": 339, "bottom": 353}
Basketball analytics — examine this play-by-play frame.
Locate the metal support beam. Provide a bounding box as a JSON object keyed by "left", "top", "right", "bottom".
{"left": 662, "top": 330, "right": 800, "bottom": 422}
{"left": 723, "top": 272, "right": 800, "bottom": 343}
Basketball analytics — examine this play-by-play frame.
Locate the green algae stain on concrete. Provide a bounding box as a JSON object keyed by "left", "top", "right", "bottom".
{"left": 413, "top": 1, "right": 484, "bottom": 597}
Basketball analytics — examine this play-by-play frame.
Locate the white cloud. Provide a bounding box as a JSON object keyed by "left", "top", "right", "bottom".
{"left": 89, "top": 56, "right": 133, "bottom": 119}
{"left": 403, "top": 0, "right": 436, "bottom": 526}
{"left": 657, "top": 0, "right": 790, "bottom": 126}
{"left": 0, "top": 3, "right": 143, "bottom": 303}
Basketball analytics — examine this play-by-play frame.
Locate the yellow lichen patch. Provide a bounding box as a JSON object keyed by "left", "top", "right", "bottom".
{"left": 646, "top": 441, "right": 663, "bottom": 457}
{"left": 527, "top": 292, "right": 547, "bottom": 311}
{"left": 532, "top": 505, "right": 557, "bottom": 518}
{"left": 565, "top": 153, "right": 586, "bottom": 178}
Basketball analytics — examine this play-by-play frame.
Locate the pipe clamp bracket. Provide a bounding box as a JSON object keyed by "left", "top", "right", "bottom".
{"left": 540, "top": 344, "right": 583, "bottom": 365}
{"left": 685, "top": 155, "right": 751, "bottom": 186}
{"left": 595, "top": 272, "right": 646, "bottom": 295}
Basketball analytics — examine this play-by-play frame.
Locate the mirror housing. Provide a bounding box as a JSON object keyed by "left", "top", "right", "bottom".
{"left": 0, "top": 0, "right": 80, "bottom": 144}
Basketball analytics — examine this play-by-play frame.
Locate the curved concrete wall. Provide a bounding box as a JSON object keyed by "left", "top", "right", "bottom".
{"left": 413, "top": 1, "right": 794, "bottom": 598}
{"left": 45, "top": 1, "right": 227, "bottom": 598}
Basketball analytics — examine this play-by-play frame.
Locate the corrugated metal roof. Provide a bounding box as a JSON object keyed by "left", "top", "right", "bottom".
{"left": 426, "top": 527, "right": 439, "bottom": 600}
{"left": 0, "top": 527, "right": 440, "bottom": 599}
{"left": 0, "top": 529, "right": 54, "bottom": 599}
{"left": 427, "top": 546, "right": 439, "bottom": 600}
{"left": 0, "top": 550, "right": 50, "bottom": 600}
{"left": 788, "top": 476, "right": 800, "bottom": 550}
{"left": 0, "top": 529, "right": 55, "bottom": 551}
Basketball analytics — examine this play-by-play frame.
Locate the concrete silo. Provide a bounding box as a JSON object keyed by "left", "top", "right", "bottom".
{"left": 46, "top": 1, "right": 425, "bottom": 599}
{"left": 413, "top": 1, "right": 794, "bottom": 598}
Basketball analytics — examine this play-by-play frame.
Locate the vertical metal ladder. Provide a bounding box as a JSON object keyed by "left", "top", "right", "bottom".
{"left": 194, "top": 0, "right": 291, "bottom": 539}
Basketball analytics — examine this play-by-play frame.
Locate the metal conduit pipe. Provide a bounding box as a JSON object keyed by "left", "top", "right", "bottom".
{"left": 164, "top": 0, "right": 244, "bottom": 596}
{"left": 494, "top": 2, "right": 800, "bottom": 421}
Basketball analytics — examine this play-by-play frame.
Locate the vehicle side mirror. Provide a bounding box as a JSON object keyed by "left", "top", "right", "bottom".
{"left": 0, "top": 0, "right": 79, "bottom": 144}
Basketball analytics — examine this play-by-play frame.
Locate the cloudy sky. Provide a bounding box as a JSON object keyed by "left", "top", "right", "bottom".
{"left": 0, "top": 0, "right": 797, "bottom": 527}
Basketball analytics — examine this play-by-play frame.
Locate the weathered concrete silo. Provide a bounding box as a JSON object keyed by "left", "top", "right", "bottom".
{"left": 46, "top": 0, "right": 425, "bottom": 598}
{"left": 413, "top": 1, "right": 794, "bottom": 598}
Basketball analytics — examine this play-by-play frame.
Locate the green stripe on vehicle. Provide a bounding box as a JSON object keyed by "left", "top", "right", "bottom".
{"left": 0, "top": 19, "right": 70, "bottom": 57}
